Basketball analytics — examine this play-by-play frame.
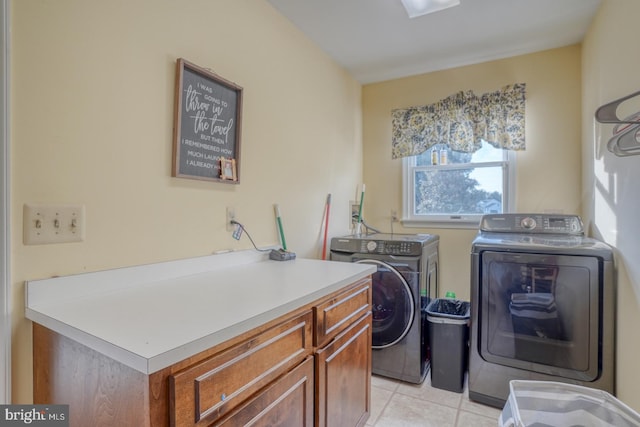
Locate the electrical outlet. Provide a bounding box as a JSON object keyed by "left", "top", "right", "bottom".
{"left": 23, "top": 203, "right": 85, "bottom": 245}
{"left": 226, "top": 207, "right": 236, "bottom": 231}
{"left": 391, "top": 209, "right": 399, "bottom": 223}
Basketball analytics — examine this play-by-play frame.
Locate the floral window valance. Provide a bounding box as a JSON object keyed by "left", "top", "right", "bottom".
{"left": 391, "top": 83, "right": 526, "bottom": 159}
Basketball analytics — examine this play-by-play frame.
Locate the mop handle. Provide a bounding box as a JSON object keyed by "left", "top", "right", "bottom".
{"left": 357, "top": 184, "right": 365, "bottom": 223}
{"left": 322, "top": 194, "right": 331, "bottom": 260}
{"left": 274, "top": 204, "right": 287, "bottom": 251}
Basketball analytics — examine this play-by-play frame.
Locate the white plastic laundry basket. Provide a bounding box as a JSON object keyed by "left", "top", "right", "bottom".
{"left": 499, "top": 380, "right": 640, "bottom": 427}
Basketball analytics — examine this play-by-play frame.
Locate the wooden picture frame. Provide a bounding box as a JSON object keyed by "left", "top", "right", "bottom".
{"left": 172, "top": 58, "right": 243, "bottom": 183}
{"left": 219, "top": 157, "right": 237, "bottom": 181}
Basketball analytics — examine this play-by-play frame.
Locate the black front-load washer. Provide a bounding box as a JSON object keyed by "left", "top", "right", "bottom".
{"left": 330, "top": 233, "right": 439, "bottom": 384}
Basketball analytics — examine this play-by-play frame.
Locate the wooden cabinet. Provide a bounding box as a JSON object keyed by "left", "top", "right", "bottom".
{"left": 316, "top": 313, "right": 371, "bottom": 427}
{"left": 314, "top": 281, "right": 372, "bottom": 427}
{"left": 169, "top": 311, "right": 313, "bottom": 426}
{"left": 314, "top": 281, "right": 371, "bottom": 347}
{"left": 33, "top": 277, "right": 371, "bottom": 427}
{"left": 33, "top": 323, "right": 153, "bottom": 427}
{"left": 215, "top": 356, "right": 315, "bottom": 427}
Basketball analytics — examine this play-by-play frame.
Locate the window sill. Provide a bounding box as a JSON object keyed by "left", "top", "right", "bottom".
{"left": 401, "top": 218, "right": 481, "bottom": 230}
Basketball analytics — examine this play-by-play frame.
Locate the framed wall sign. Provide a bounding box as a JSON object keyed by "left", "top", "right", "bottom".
{"left": 172, "top": 58, "right": 243, "bottom": 183}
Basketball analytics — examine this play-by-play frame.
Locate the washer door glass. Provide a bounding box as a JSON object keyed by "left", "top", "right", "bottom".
{"left": 357, "top": 259, "right": 415, "bottom": 349}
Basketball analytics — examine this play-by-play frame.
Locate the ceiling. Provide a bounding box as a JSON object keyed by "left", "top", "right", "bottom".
{"left": 266, "top": 0, "right": 602, "bottom": 84}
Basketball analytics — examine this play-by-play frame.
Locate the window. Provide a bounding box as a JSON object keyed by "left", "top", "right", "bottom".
{"left": 402, "top": 140, "right": 515, "bottom": 228}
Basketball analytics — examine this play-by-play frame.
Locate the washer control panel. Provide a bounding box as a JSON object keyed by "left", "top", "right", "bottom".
{"left": 359, "top": 240, "right": 421, "bottom": 255}
{"left": 480, "top": 214, "right": 584, "bottom": 235}
{"left": 330, "top": 233, "right": 437, "bottom": 256}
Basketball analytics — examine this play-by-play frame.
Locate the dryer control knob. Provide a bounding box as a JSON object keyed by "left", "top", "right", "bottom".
{"left": 521, "top": 217, "right": 537, "bottom": 230}
{"left": 366, "top": 241, "right": 377, "bottom": 252}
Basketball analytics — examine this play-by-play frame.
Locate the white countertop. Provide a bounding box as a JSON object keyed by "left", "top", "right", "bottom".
{"left": 25, "top": 250, "right": 375, "bottom": 374}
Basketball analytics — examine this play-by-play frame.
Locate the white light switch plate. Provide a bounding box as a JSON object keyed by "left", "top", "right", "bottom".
{"left": 23, "top": 204, "right": 85, "bottom": 245}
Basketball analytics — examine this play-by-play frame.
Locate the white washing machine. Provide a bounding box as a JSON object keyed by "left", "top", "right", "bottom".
{"left": 330, "top": 233, "right": 439, "bottom": 384}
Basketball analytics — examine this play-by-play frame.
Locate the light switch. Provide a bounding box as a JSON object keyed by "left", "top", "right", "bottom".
{"left": 23, "top": 204, "right": 85, "bottom": 245}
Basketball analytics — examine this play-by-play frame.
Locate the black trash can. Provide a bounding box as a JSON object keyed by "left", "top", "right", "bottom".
{"left": 426, "top": 298, "right": 470, "bottom": 393}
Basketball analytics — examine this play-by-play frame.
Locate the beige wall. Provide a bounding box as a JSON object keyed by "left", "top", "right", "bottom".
{"left": 582, "top": 0, "right": 640, "bottom": 410}
{"left": 362, "top": 46, "right": 583, "bottom": 300}
{"left": 10, "top": 0, "right": 362, "bottom": 403}
{"left": 11, "top": 0, "right": 639, "bottom": 413}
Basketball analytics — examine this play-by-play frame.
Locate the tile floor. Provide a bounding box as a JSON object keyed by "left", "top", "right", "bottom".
{"left": 367, "top": 374, "right": 503, "bottom": 427}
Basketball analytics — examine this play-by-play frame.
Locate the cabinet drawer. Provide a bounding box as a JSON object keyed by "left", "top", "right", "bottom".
{"left": 169, "top": 310, "right": 313, "bottom": 427}
{"left": 215, "top": 356, "right": 314, "bottom": 427}
{"left": 314, "top": 279, "right": 371, "bottom": 347}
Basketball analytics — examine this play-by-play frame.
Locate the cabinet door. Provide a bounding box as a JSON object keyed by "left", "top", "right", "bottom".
{"left": 315, "top": 312, "right": 372, "bottom": 427}
{"left": 214, "top": 356, "right": 314, "bottom": 427}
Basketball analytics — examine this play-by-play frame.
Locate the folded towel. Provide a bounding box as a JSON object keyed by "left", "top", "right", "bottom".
{"left": 509, "top": 293, "right": 557, "bottom": 319}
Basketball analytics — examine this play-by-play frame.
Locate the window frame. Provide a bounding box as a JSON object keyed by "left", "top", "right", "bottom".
{"left": 401, "top": 147, "right": 516, "bottom": 229}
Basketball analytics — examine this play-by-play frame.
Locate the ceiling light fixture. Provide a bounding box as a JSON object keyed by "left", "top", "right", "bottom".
{"left": 400, "top": 0, "right": 460, "bottom": 18}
